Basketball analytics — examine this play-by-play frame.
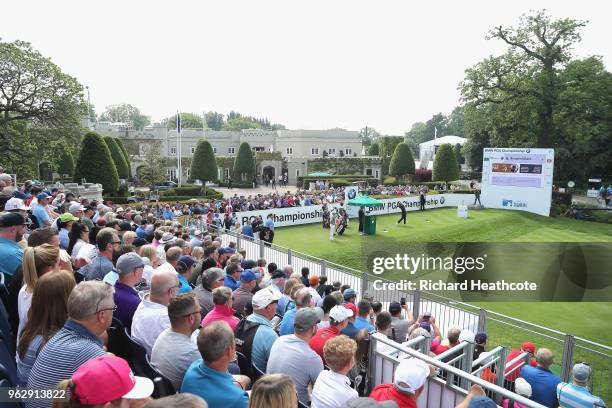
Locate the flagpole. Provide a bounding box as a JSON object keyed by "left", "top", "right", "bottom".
{"left": 177, "top": 110, "right": 182, "bottom": 187}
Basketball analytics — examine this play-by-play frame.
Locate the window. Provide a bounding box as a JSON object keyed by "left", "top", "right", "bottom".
{"left": 311, "top": 147, "right": 319, "bottom": 156}
{"left": 228, "top": 147, "right": 235, "bottom": 154}
{"left": 286, "top": 147, "right": 293, "bottom": 155}
{"left": 366, "top": 168, "right": 373, "bottom": 176}
{"left": 191, "top": 146, "right": 196, "bottom": 154}
{"left": 296, "top": 169, "right": 300, "bottom": 178}
{"left": 328, "top": 148, "right": 336, "bottom": 156}
{"left": 170, "top": 147, "right": 177, "bottom": 155}
{"left": 253, "top": 146, "right": 265, "bottom": 152}
{"left": 213, "top": 147, "right": 217, "bottom": 154}
{"left": 344, "top": 148, "right": 352, "bottom": 155}
{"left": 375, "top": 170, "right": 380, "bottom": 179}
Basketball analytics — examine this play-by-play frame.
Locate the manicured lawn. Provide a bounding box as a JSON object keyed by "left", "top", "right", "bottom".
{"left": 273, "top": 208, "right": 612, "bottom": 345}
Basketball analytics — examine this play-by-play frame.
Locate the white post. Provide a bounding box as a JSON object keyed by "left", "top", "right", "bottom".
{"left": 177, "top": 111, "right": 182, "bottom": 187}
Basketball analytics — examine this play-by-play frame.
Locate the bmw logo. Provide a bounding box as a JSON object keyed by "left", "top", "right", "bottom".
{"left": 526, "top": 149, "right": 530, "bottom": 153}
{"left": 348, "top": 189, "right": 357, "bottom": 199}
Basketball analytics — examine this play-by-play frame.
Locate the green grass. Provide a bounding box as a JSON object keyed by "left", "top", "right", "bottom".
{"left": 273, "top": 208, "right": 612, "bottom": 345}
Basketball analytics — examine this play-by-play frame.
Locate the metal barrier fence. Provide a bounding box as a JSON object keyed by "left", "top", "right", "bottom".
{"left": 180, "top": 218, "right": 612, "bottom": 400}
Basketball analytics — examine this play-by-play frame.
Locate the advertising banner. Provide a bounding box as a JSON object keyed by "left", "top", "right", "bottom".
{"left": 481, "top": 147, "right": 554, "bottom": 216}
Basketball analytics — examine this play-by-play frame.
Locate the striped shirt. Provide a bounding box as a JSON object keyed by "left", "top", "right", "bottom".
{"left": 26, "top": 320, "right": 105, "bottom": 408}
{"left": 557, "top": 383, "right": 606, "bottom": 408}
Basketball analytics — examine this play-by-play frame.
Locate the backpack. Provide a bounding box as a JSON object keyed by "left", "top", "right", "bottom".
{"left": 234, "top": 318, "right": 263, "bottom": 362}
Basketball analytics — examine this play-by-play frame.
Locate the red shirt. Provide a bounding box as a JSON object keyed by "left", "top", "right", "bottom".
{"left": 432, "top": 344, "right": 449, "bottom": 355}
{"left": 370, "top": 384, "right": 417, "bottom": 408}
{"left": 309, "top": 325, "right": 340, "bottom": 359}
{"left": 505, "top": 349, "right": 536, "bottom": 382}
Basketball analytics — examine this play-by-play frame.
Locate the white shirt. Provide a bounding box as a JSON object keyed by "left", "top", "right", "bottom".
{"left": 17, "top": 286, "right": 32, "bottom": 342}
{"left": 308, "top": 287, "right": 322, "bottom": 305}
{"left": 311, "top": 370, "right": 358, "bottom": 408}
{"left": 131, "top": 295, "right": 171, "bottom": 355}
{"left": 70, "top": 239, "right": 91, "bottom": 263}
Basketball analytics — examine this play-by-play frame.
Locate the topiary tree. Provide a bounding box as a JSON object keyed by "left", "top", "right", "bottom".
{"left": 368, "top": 143, "right": 380, "bottom": 156}
{"left": 388, "top": 142, "right": 415, "bottom": 181}
{"left": 116, "top": 138, "right": 132, "bottom": 178}
{"left": 57, "top": 148, "right": 75, "bottom": 178}
{"left": 103, "top": 136, "right": 129, "bottom": 179}
{"left": 191, "top": 139, "right": 218, "bottom": 193}
{"left": 432, "top": 144, "right": 459, "bottom": 182}
{"left": 233, "top": 142, "right": 255, "bottom": 182}
{"left": 74, "top": 132, "right": 119, "bottom": 194}
{"left": 453, "top": 143, "right": 464, "bottom": 165}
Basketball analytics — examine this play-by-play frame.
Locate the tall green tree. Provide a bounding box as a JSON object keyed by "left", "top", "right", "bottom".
{"left": 99, "top": 104, "right": 150, "bottom": 130}
{"left": 461, "top": 11, "right": 586, "bottom": 148}
{"left": 359, "top": 127, "right": 379, "bottom": 146}
{"left": 379, "top": 136, "right": 404, "bottom": 176}
{"left": 104, "top": 136, "right": 129, "bottom": 179}
{"left": 432, "top": 144, "right": 459, "bottom": 182}
{"left": 191, "top": 140, "right": 218, "bottom": 191}
{"left": 74, "top": 132, "right": 119, "bottom": 194}
{"left": 453, "top": 143, "right": 464, "bottom": 165}
{"left": 165, "top": 112, "right": 203, "bottom": 129}
{"left": 57, "top": 147, "right": 75, "bottom": 178}
{"left": 368, "top": 143, "right": 380, "bottom": 156}
{"left": 205, "top": 111, "right": 225, "bottom": 130}
{"left": 0, "top": 40, "right": 85, "bottom": 175}
{"left": 138, "top": 144, "right": 166, "bottom": 186}
{"left": 115, "top": 138, "right": 132, "bottom": 178}
{"left": 388, "top": 143, "right": 415, "bottom": 181}
{"left": 233, "top": 142, "right": 255, "bottom": 182}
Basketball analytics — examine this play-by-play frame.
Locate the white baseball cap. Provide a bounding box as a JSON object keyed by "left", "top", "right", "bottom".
{"left": 68, "top": 202, "right": 86, "bottom": 213}
{"left": 252, "top": 287, "right": 281, "bottom": 309}
{"left": 459, "top": 330, "right": 475, "bottom": 343}
{"left": 394, "top": 358, "right": 429, "bottom": 394}
{"left": 514, "top": 377, "right": 532, "bottom": 397}
{"left": 4, "top": 198, "right": 28, "bottom": 211}
{"left": 328, "top": 305, "right": 353, "bottom": 323}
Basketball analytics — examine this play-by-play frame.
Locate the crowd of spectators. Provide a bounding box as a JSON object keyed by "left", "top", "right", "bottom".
{"left": 0, "top": 175, "right": 606, "bottom": 408}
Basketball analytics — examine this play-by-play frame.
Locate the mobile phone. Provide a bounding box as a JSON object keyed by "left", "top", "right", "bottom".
{"left": 422, "top": 313, "right": 431, "bottom": 321}
{"left": 400, "top": 297, "right": 406, "bottom": 306}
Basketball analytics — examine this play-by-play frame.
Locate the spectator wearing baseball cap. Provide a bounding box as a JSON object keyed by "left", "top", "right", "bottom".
{"left": 309, "top": 304, "right": 353, "bottom": 360}
{"left": 311, "top": 335, "right": 359, "bottom": 408}
{"left": 473, "top": 332, "right": 487, "bottom": 361}
{"left": 343, "top": 288, "right": 358, "bottom": 304}
{"left": 520, "top": 348, "right": 562, "bottom": 408}
{"left": 232, "top": 269, "right": 259, "bottom": 317}
{"left": 240, "top": 287, "right": 281, "bottom": 371}
{"left": 68, "top": 201, "right": 85, "bottom": 219}
{"left": 340, "top": 302, "right": 360, "bottom": 339}
{"left": 502, "top": 377, "right": 532, "bottom": 408}
{"left": 389, "top": 302, "right": 412, "bottom": 343}
{"left": 556, "top": 362, "right": 605, "bottom": 408}
{"left": 370, "top": 358, "right": 432, "bottom": 407}
{"left": 267, "top": 308, "right": 324, "bottom": 405}
{"left": 55, "top": 355, "right": 153, "bottom": 407}
{"left": 505, "top": 341, "right": 537, "bottom": 383}
{"left": 177, "top": 255, "right": 196, "bottom": 294}
{"left": 190, "top": 229, "right": 204, "bottom": 248}
{"left": 32, "top": 192, "right": 52, "bottom": 227}
{"left": 113, "top": 253, "right": 145, "bottom": 331}
{"left": 4, "top": 197, "right": 29, "bottom": 217}
{"left": 0, "top": 212, "right": 26, "bottom": 283}
{"left": 57, "top": 213, "right": 79, "bottom": 250}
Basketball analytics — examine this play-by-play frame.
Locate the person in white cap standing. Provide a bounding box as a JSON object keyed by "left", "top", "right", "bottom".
{"left": 369, "top": 358, "right": 432, "bottom": 407}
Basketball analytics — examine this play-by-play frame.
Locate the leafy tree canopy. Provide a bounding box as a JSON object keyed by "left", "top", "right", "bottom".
{"left": 99, "top": 104, "right": 150, "bottom": 130}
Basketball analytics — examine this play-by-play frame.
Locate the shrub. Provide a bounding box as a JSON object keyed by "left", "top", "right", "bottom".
{"left": 389, "top": 142, "right": 415, "bottom": 180}
{"left": 74, "top": 132, "right": 119, "bottom": 194}
{"left": 174, "top": 186, "right": 203, "bottom": 196}
{"left": 233, "top": 142, "right": 255, "bottom": 182}
{"left": 383, "top": 176, "right": 397, "bottom": 185}
{"left": 191, "top": 140, "right": 218, "bottom": 184}
{"left": 432, "top": 144, "right": 459, "bottom": 182}
{"left": 104, "top": 136, "right": 130, "bottom": 179}
{"left": 329, "top": 178, "right": 349, "bottom": 187}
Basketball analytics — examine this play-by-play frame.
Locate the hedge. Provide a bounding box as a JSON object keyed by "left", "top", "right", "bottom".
{"left": 298, "top": 175, "right": 377, "bottom": 188}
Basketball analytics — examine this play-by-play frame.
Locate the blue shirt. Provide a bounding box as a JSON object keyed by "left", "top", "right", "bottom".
{"left": 136, "top": 226, "right": 147, "bottom": 238}
{"left": 59, "top": 228, "right": 70, "bottom": 250}
{"left": 224, "top": 275, "right": 239, "bottom": 291}
{"left": 0, "top": 236, "right": 23, "bottom": 277}
{"left": 79, "top": 251, "right": 114, "bottom": 281}
{"left": 265, "top": 219, "right": 274, "bottom": 230}
{"left": 557, "top": 382, "right": 606, "bottom": 408}
{"left": 163, "top": 210, "right": 173, "bottom": 220}
{"left": 340, "top": 322, "right": 360, "bottom": 339}
{"left": 242, "top": 224, "right": 253, "bottom": 237}
{"left": 520, "top": 365, "right": 562, "bottom": 408}
{"left": 32, "top": 204, "right": 50, "bottom": 226}
{"left": 178, "top": 274, "right": 193, "bottom": 294}
{"left": 26, "top": 320, "right": 105, "bottom": 408}
{"left": 246, "top": 313, "right": 278, "bottom": 371}
{"left": 279, "top": 307, "right": 297, "bottom": 336}
{"left": 181, "top": 359, "right": 248, "bottom": 408}
{"left": 353, "top": 316, "right": 375, "bottom": 332}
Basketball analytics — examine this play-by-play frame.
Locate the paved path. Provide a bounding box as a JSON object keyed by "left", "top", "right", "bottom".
{"left": 215, "top": 184, "right": 298, "bottom": 198}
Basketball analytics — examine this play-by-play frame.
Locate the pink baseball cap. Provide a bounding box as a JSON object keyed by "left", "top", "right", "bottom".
{"left": 72, "top": 355, "right": 153, "bottom": 404}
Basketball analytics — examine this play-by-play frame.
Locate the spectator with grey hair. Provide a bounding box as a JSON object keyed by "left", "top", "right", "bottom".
{"left": 520, "top": 348, "right": 562, "bottom": 408}
{"left": 194, "top": 267, "right": 225, "bottom": 319}
{"left": 79, "top": 227, "right": 120, "bottom": 281}
{"left": 156, "top": 246, "right": 182, "bottom": 275}
{"left": 181, "top": 321, "right": 249, "bottom": 408}
{"left": 131, "top": 268, "right": 180, "bottom": 355}
{"left": 26, "top": 282, "right": 112, "bottom": 408}
{"left": 279, "top": 287, "right": 313, "bottom": 336}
